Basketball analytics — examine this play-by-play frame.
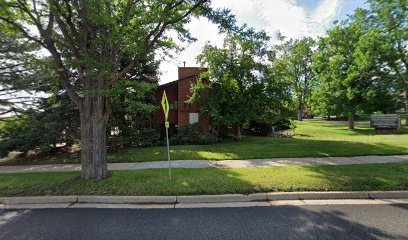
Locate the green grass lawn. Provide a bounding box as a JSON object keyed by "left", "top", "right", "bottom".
{"left": 108, "top": 120, "right": 408, "bottom": 162}
{"left": 1, "top": 162, "right": 408, "bottom": 197}
{"left": 3, "top": 120, "right": 408, "bottom": 165}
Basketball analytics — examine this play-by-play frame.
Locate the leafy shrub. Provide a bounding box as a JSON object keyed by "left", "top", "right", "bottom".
{"left": 272, "top": 118, "right": 296, "bottom": 131}
{"left": 133, "top": 128, "right": 161, "bottom": 147}
{"left": 109, "top": 128, "right": 161, "bottom": 148}
{"left": 198, "top": 133, "right": 218, "bottom": 144}
{"left": 248, "top": 118, "right": 296, "bottom": 136}
{"left": 248, "top": 121, "right": 273, "bottom": 136}
{"left": 172, "top": 123, "right": 217, "bottom": 145}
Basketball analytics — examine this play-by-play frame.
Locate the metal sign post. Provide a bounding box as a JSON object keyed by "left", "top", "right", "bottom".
{"left": 161, "top": 90, "right": 172, "bottom": 181}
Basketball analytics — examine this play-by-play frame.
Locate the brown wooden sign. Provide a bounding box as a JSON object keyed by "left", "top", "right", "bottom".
{"left": 370, "top": 114, "right": 401, "bottom": 129}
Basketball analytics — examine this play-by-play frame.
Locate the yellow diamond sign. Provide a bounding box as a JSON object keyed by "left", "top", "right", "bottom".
{"left": 161, "top": 90, "right": 170, "bottom": 128}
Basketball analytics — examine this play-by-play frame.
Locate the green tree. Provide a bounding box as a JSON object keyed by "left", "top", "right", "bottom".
{"left": 108, "top": 55, "right": 160, "bottom": 148}
{"left": 191, "top": 31, "right": 290, "bottom": 139}
{"left": 0, "top": 29, "right": 53, "bottom": 119}
{"left": 0, "top": 0, "right": 232, "bottom": 179}
{"left": 0, "top": 95, "right": 80, "bottom": 155}
{"left": 366, "top": 0, "right": 408, "bottom": 125}
{"left": 311, "top": 9, "right": 375, "bottom": 129}
{"left": 274, "top": 37, "right": 316, "bottom": 121}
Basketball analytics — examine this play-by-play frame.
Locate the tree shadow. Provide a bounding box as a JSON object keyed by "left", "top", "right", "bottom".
{"left": 1, "top": 205, "right": 408, "bottom": 239}
{"left": 191, "top": 138, "right": 408, "bottom": 160}
{"left": 297, "top": 162, "right": 408, "bottom": 192}
{"left": 1, "top": 159, "right": 408, "bottom": 239}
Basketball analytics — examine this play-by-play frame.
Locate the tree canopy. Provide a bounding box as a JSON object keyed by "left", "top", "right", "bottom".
{"left": 0, "top": 0, "right": 235, "bottom": 179}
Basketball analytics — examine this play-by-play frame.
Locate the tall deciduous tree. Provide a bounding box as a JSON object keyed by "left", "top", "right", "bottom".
{"left": 366, "top": 0, "right": 408, "bottom": 125}
{"left": 274, "top": 37, "right": 316, "bottom": 121}
{"left": 311, "top": 9, "right": 374, "bottom": 129}
{"left": 191, "top": 31, "right": 289, "bottom": 139}
{"left": 0, "top": 0, "right": 229, "bottom": 179}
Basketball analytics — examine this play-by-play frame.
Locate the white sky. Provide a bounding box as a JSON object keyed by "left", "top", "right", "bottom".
{"left": 159, "top": 0, "right": 367, "bottom": 84}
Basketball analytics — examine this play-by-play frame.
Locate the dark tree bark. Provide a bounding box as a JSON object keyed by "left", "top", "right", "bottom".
{"left": 348, "top": 113, "right": 355, "bottom": 130}
{"left": 233, "top": 123, "right": 242, "bottom": 140}
{"left": 79, "top": 78, "right": 111, "bottom": 179}
{"left": 297, "top": 110, "right": 303, "bottom": 121}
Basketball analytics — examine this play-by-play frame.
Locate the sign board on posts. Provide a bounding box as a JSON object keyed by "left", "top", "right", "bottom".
{"left": 370, "top": 114, "right": 401, "bottom": 129}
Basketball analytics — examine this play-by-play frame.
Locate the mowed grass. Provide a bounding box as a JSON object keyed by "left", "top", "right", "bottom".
{"left": 1, "top": 162, "right": 408, "bottom": 197}
{"left": 108, "top": 120, "right": 408, "bottom": 162}
{"left": 3, "top": 120, "right": 408, "bottom": 165}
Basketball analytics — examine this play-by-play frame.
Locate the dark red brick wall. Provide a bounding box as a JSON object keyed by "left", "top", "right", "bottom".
{"left": 177, "top": 67, "right": 209, "bottom": 130}
{"left": 154, "top": 67, "right": 210, "bottom": 131}
{"left": 154, "top": 81, "right": 178, "bottom": 125}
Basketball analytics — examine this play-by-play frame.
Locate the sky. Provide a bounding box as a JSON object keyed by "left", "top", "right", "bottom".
{"left": 159, "top": 0, "right": 367, "bottom": 84}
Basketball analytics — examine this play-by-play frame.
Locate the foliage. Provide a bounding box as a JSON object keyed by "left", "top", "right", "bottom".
{"left": 273, "top": 37, "right": 316, "bottom": 121}
{"left": 247, "top": 118, "right": 295, "bottom": 136}
{"left": 0, "top": 29, "right": 55, "bottom": 120}
{"left": 310, "top": 9, "right": 384, "bottom": 129}
{"left": 110, "top": 128, "right": 161, "bottom": 148}
{"left": 0, "top": 0, "right": 236, "bottom": 179}
{"left": 191, "top": 32, "right": 291, "bottom": 139}
{"left": 310, "top": 2, "right": 407, "bottom": 127}
{"left": 365, "top": 0, "right": 408, "bottom": 125}
{"left": 171, "top": 123, "right": 217, "bottom": 145}
{"left": 108, "top": 55, "right": 160, "bottom": 149}
{"left": 0, "top": 95, "right": 80, "bottom": 154}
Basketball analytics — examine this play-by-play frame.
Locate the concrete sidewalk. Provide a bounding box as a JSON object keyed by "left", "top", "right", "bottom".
{"left": 1, "top": 155, "right": 407, "bottom": 174}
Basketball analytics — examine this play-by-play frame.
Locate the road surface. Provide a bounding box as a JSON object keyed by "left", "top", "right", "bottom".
{"left": 1, "top": 203, "right": 408, "bottom": 240}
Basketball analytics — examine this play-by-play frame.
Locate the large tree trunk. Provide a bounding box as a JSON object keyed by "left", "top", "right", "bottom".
{"left": 79, "top": 83, "right": 111, "bottom": 180}
{"left": 92, "top": 94, "right": 109, "bottom": 179}
{"left": 80, "top": 94, "right": 94, "bottom": 180}
{"left": 348, "top": 113, "right": 355, "bottom": 130}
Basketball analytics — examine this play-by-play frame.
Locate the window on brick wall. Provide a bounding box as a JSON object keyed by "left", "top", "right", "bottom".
{"left": 189, "top": 113, "right": 199, "bottom": 124}
{"left": 170, "top": 101, "right": 178, "bottom": 110}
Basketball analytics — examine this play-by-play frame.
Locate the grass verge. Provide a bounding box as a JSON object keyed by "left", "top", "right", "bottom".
{"left": 1, "top": 162, "right": 408, "bottom": 197}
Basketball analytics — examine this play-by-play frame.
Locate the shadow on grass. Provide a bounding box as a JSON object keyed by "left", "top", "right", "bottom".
{"left": 1, "top": 205, "right": 408, "bottom": 239}
{"left": 308, "top": 122, "right": 408, "bottom": 136}
{"left": 1, "top": 162, "right": 408, "bottom": 239}
{"left": 2, "top": 162, "right": 408, "bottom": 197}
{"left": 115, "top": 138, "right": 408, "bottom": 162}
{"left": 2, "top": 132, "right": 408, "bottom": 166}
{"left": 298, "top": 162, "right": 408, "bottom": 192}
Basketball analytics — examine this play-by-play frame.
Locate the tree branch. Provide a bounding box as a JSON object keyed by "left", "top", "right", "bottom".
{"left": 111, "top": 0, "right": 208, "bottom": 85}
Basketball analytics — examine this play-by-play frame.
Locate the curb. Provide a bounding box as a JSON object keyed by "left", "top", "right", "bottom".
{"left": 177, "top": 193, "right": 267, "bottom": 203}
{"left": 77, "top": 196, "right": 176, "bottom": 204}
{"left": 1, "top": 191, "right": 408, "bottom": 209}
{"left": 0, "top": 196, "right": 78, "bottom": 204}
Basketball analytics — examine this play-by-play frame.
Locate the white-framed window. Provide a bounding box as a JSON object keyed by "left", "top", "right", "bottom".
{"left": 189, "top": 113, "right": 199, "bottom": 124}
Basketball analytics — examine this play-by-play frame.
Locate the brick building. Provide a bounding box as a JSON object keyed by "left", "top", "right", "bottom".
{"left": 154, "top": 67, "right": 209, "bottom": 133}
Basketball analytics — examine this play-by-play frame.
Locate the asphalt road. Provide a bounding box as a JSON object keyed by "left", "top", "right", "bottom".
{"left": 1, "top": 204, "right": 408, "bottom": 240}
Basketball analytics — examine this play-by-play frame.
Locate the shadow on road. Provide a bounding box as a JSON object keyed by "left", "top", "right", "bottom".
{"left": 1, "top": 205, "right": 408, "bottom": 240}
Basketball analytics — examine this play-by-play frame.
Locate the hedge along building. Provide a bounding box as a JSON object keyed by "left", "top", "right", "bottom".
{"left": 154, "top": 67, "right": 209, "bottom": 133}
